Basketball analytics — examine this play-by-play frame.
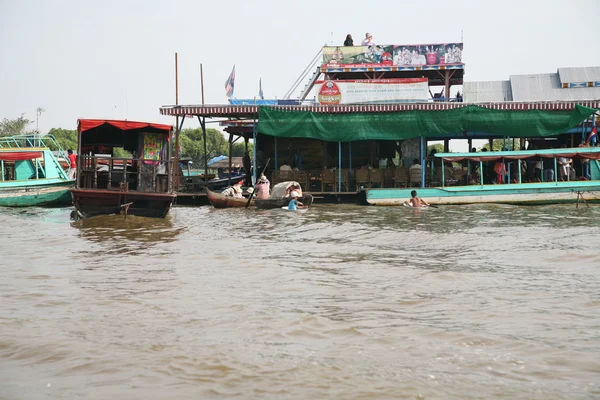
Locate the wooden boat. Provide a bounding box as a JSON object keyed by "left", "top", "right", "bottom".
{"left": 206, "top": 187, "right": 254, "bottom": 208}
{"left": 364, "top": 147, "right": 600, "bottom": 206}
{"left": 71, "top": 119, "right": 176, "bottom": 219}
{"left": 255, "top": 181, "right": 314, "bottom": 210}
{"left": 0, "top": 135, "right": 74, "bottom": 207}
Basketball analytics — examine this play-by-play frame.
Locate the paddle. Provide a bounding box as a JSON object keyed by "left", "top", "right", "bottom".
{"left": 428, "top": 205, "right": 439, "bottom": 208}
{"left": 245, "top": 158, "right": 271, "bottom": 208}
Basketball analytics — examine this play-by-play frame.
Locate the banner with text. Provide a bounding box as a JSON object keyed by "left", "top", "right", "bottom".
{"left": 322, "top": 43, "right": 463, "bottom": 68}
{"left": 314, "top": 78, "right": 429, "bottom": 104}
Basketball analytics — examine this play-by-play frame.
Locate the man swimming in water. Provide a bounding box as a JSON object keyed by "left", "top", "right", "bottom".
{"left": 404, "top": 190, "right": 430, "bottom": 207}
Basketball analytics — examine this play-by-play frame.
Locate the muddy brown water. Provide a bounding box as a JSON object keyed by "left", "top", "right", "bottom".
{"left": 1, "top": 204, "right": 599, "bottom": 399}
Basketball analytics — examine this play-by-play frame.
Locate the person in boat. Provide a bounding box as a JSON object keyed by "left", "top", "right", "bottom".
{"left": 221, "top": 180, "right": 244, "bottom": 198}
{"left": 255, "top": 174, "right": 270, "bottom": 200}
{"left": 404, "top": 190, "right": 430, "bottom": 207}
{"left": 67, "top": 149, "right": 77, "bottom": 179}
{"left": 494, "top": 160, "right": 506, "bottom": 184}
{"left": 558, "top": 155, "right": 574, "bottom": 181}
{"left": 284, "top": 183, "right": 303, "bottom": 198}
{"left": 288, "top": 191, "right": 304, "bottom": 210}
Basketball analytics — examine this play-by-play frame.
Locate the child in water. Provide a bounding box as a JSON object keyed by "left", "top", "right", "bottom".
{"left": 287, "top": 191, "right": 304, "bottom": 210}
{"left": 404, "top": 190, "right": 430, "bottom": 207}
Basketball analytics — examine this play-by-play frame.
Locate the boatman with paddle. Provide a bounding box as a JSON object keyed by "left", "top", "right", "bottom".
{"left": 404, "top": 190, "right": 430, "bottom": 208}
{"left": 287, "top": 191, "right": 304, "bottom": 210}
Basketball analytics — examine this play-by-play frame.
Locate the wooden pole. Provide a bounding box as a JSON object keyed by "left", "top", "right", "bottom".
{"left": 173, "top": 52, "right": 180, "bottom": 192}
{"left": 228, "top": 133, "right": 233, "bottom": 187}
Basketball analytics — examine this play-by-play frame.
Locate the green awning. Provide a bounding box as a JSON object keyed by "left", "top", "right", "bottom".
{"left": 257, "top": 104, "right": 598, "bottom": 142}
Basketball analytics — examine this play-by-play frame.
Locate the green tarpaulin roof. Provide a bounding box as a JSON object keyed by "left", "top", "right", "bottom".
{"left": 257, "top": 104, "right": 598, "bottom": 142}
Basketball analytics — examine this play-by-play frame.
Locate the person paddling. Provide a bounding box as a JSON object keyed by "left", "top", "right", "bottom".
{"left": 287, "top": 191, "right": 304, "bottom": 210}
{"left": 404, "top": 190, "right": 430, "bottom": 207}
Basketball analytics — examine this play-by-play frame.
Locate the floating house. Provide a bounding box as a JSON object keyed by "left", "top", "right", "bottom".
{"left": 161, "top": 45, "right": 600, "bottom": 205}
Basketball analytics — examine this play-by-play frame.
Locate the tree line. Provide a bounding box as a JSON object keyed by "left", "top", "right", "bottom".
{"left": 0, "top": 115, "right": 251, "bottom": 166}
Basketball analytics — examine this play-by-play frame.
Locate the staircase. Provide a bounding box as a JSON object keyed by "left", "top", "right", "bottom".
{"left": 283, "top": 49, "right": 323, "bottom": 100}
{"left": 297, "top": 66, "right": 322, "bottom": 101}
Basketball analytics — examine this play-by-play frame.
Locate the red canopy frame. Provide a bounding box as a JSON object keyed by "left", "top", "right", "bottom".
{"left": 0, "top": 151, "right": 42, "bottom": 161}
{"left": 78, "top": 119, "right": 172, "bottom": 133}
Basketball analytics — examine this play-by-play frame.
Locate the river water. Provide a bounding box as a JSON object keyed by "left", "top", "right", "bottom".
{"left": 1, "top": 204, "right": 599, "bottom": 399}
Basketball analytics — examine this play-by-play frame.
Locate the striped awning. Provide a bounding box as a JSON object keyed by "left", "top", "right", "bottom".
{"left": 160, "top": 100, "right": 600, "bottom": 118}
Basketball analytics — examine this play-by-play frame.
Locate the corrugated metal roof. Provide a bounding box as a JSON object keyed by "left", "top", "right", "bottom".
{"left": 558, "top": 66, "right": 600, "bottom": 84}
{"left": 510, "top": 73, "right": 600, "bottom": 101}
{"left": 159, "top": 100, "right": 600, "bottom": 117}
{"left": 463, "top": 80, "right": 512, "bottom": 102}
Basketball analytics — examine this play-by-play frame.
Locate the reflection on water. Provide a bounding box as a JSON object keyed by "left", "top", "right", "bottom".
{"left": 1, "top": 204, "right": 600, "bottom": 399}
{"left": 71, "top": 214, "right": 183, "bottom": 256}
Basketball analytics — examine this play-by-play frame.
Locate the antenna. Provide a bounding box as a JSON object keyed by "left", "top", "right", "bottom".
{"left": 461, "top": 30, "right": 464, "bottom": 42}
{"left": 330, "top": 32, "right": 334, "bottom": 46}
{"left": 35, "top": 107, "right": 45, "bottom": 133}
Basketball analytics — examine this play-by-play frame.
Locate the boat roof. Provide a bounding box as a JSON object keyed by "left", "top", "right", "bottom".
{"left": 78, "top": 119, "right": 172, "bottom": 134}
{"left": 436, "top": 146, "right": 600, "bottom": 161}
{"left": 271, "top": 181, "right": 300, "bottom": 198}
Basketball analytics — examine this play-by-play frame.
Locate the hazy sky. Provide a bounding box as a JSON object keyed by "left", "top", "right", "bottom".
{"left": 1, "top": 0, "right": 599, "bottom": 134}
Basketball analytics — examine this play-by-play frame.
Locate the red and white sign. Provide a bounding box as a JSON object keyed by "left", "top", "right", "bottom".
{"left": 314, "top": 78, "right": 429, "bottom": 104}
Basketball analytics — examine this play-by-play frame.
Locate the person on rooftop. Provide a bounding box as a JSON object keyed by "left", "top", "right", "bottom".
{"left": 344, "top": 34, "right": 353, "bottom": 46}
{"left": 361, "top": 32, "right": 374, "bottom": 46}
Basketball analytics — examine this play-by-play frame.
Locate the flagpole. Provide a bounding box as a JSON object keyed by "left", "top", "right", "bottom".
{"left": 200, "top": 63, "right": 205, "bottom": 106}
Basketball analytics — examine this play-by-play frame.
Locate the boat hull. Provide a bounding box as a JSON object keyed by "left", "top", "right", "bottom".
{"left": 0, "top": 181, "right": 73, "bottom": 207}
{"left": 364, "top": 182, "right": 600, "bottom": 206}
{"left": 206, "top": 188, "right": 254, "bottom": 208}
{"left": 255, "top": 194, "right": 314, "bottom": 209}
{"left": 71, "top": 189, "right": 175, "bottom": 218}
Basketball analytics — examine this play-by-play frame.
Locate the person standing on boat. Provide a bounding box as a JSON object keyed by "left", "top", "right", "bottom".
{"left": 255, "top": 174, "right": 270, "bottom": 200}
{"left": 404, "top": 190, "right": 430, "bottom": 207}
{"left": 242, "top": 151, "right": 252, "bottom": 186}
{"left": 287, "top": 191, "right": 304, "bottom": 210}
{"left": 67, "top": 149, "right": 77, "bottom": 179}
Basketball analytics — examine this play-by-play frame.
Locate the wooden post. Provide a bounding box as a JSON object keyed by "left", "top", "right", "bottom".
{"left": 202, "top": 117, "right": 208, "bottom": 183}
{"left": 173, "top": 52, "right": 180, "bottom": 192}
{"left": 445, "top": 69, "right": 450, "bottom": 101}
{"left": 228, "top": 133, "right": 233, "bottom": 187}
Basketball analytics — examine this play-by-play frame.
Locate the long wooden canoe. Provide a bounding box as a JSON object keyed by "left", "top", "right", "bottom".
{"left": 206, "top": 187, "right": 254, "bottom": 208}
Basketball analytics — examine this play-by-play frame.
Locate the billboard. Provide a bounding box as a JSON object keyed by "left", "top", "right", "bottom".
{"left": 314, "top": 78, "right": 429, "bottom": 105}
{"left": 322, "top": 43, "right": 463, "bottom": 68}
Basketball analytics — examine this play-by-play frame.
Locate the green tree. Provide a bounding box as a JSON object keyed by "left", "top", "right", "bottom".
{"left": 46, "top": 128, "right": 77, "bottom": 151}
{"left": 427, "top": 143, "right": 444, "bottom": 155}
{"left": 231, "top": 141, "right": 253, "bottom": 157}
{"left": 481, "top": 138, "right": 520, "bottom": 152}
{"left": 0, "top": 114, "right": 34, "bottom": 136}
{"left": 179, "top": 128, "right": 228, "bottom": 165}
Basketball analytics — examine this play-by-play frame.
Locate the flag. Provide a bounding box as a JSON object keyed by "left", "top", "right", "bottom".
{"left": 586, "top": 127, "right": 597, "bottom": 145}
{"left": 225, "top": 65, "right": 235, "bottom": 98}
{"left": 259, "top": 78, "right": 264, "bottom": 99}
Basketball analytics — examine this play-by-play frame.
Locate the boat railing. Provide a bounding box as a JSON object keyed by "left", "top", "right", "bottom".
{"left": 431, "top": 147, "right": 600, "bottom": 187}
{"left": 0, "top": 134, "right": 70, "bottom": 173}
{"left": 78, "top": 155, "right": 172, "bottom": 193}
